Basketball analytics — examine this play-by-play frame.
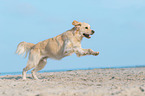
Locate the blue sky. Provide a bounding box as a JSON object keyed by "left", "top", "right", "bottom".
{"left": 0, "top": 0, "right": 145, "bottom": 72}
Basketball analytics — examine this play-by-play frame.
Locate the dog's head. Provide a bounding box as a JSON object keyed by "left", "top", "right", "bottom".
{"left": 72, "top": 20, "right": 95, "bottom": 39}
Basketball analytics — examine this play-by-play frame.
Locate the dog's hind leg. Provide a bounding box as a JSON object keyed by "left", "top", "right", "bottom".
{"left": 31, "top": 58, "right": 47, "bottom": 80}
{"left": 22, "top": 49, "right": 41, "bottom": 80}
{"left": 22, "top": 63, "right": 35, "bottom": 80}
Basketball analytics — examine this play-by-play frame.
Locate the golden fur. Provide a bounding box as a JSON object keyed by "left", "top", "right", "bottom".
{"left": 16, "top": 20, "right": 99, "bottom": 80}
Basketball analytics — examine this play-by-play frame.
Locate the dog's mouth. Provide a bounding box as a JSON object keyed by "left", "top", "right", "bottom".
{"left": 83, "top": 33, "right": 91, "bottom": 38}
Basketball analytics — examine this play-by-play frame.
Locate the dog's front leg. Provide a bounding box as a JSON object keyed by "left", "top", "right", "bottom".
{"left": 75, "top": 48, "right": 99, "bottom": 57}
{"left": 64, "top": 48, "right": 74, "bottom": 55}
{"left": 63, "top": 40, "right": 74, "bottom": 56}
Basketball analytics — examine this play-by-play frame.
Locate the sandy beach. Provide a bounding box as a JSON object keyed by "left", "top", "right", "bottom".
{"left": 0, "top": 68, "right": 145, "bottom": 96}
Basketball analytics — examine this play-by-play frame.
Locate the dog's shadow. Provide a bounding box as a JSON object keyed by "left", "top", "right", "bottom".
{"left": 0, "top": 76, "right": 47, "bottom": 80}
{"left": 0, "top": 76, "right": 22, "bottom": 80}
{"left": 0, "top": 76, "right": 33, "bottom": 80}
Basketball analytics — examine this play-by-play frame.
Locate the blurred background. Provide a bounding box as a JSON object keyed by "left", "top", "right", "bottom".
{"left": 0, "top": 0, "right": 145, "bottom": 73}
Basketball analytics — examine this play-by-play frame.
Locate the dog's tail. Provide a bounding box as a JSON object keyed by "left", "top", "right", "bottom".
{"left": 16, "top": 41, "right": 35, "bottom": 58}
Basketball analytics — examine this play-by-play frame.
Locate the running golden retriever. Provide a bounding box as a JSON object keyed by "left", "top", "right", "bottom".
{"left": 16, "top": 20, "right": 99, "bottom": 80}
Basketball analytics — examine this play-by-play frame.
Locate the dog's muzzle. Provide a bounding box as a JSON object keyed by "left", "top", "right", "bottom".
{"left": 91, "top": 30, "right": 95, "bottom": 35}
{"left": 83, "top": 33, "right": 91, "bottom": 38}
{"left": 83, "top": 30, "right": 95, "bottom": 39}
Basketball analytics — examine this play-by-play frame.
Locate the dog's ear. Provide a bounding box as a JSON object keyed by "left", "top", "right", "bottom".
{"left": 72, "top": 20, "right": 81, "bottom": 26}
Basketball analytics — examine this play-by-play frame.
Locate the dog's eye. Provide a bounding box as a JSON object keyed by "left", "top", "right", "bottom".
{"left": 85, "top": 27, "right": 88, "bottom": 29}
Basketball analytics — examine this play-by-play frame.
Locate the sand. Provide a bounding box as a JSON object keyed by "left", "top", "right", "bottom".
{"left": 0, "top": 68, "right": 145, "bottom": 96}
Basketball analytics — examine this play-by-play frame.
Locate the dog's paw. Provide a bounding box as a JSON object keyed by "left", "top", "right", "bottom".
{"left": 93, "top": 52, "right": 99, "bottom": 56}
{"left": 83, "top": 52, "right": 87, "bottom": 55}
{"left": 76, "top": 54, "right": 81, "bottom": 57}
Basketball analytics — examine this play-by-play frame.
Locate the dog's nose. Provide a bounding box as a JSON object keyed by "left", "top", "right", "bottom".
{"left": 91, "top": 30, "right": 95, "bottom": 34}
